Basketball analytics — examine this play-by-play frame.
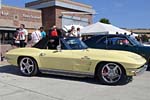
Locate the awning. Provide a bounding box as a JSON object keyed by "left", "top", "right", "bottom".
{"left": 0, "top": 27, "right": 16, "bottom": 31}
{"left": 0, "top": 27, "right": 36, "bottom": 33}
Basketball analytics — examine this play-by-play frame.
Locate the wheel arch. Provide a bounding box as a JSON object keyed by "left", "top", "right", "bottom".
{"left": 17, "top": 56, "right": 39, "bottom": 67}
{"left": 94, "top": 61, "right": 127, "bottom": 77}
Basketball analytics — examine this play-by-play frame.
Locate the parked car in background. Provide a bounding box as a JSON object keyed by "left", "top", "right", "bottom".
{"left": 143, "top": 42, "right": 150, "bottom": 47}
{"left": 84, "top": 34, "right": 150, "bottom": 69}
{"left": 5, "top": 37, "right": 147, "bottom": 85}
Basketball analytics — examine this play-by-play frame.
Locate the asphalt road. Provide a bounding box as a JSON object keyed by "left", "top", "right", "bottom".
{"left": 0, "top": 65, "right": 150, "bottom": 100}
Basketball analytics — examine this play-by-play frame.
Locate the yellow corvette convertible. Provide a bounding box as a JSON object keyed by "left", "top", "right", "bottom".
{"left": 5, "top": 37, "right": 147, "bottom": 85}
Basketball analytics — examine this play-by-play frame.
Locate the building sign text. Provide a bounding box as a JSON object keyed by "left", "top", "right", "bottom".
{"left": 23, "top": 14, "right": 41, "bottom": 19}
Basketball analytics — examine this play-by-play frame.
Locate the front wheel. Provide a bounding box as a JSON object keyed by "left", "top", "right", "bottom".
{"left": 96, "top": 63, "right": 127, "bottom": 85}
{"left": 19, "top": 57, "right": 38, "bottom": 76}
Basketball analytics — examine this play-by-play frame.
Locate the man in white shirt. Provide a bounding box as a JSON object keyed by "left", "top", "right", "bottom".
{"left": 67, "top": 26, "right": 77, "bottom": 37}
{"left": 18, "top": 24, "right": 28, "bottom": 47}
{"left": 31, "top": 28, "right": 42, "bottom": 46}
{"left": 130, "top": 33, "right": 136, "bottom": 39}
{"left": 77, "top": 27, "right": 82, "bottom": 40}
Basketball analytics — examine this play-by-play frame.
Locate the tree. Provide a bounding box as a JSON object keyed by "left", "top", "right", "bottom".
{"left": 99, "top": 18, "right": 111, "bottom": 24}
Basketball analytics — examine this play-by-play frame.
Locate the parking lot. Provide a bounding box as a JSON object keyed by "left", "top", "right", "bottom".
{"left": 0, "top": 64, "right": 150, "bottom": 100}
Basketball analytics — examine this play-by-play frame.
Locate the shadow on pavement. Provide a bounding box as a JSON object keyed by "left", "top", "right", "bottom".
{"left": 0, "top": 65, "right": 22, "bottom": 75}
{"left": 38, "top": 73, "right": 100, "bottom": 85}
{"left": 0, "top": 65, "right": 134, "bottom": 86}
{"left": 147, "top": 67, "right": 150, "bottom": 71}
{"left": 0, "top": 65, "right": 100, "bottom": 85}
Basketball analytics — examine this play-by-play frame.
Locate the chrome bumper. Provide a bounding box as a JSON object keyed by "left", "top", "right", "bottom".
{"left": 133, "top": 65, "right": 147, "bottom": 76}
{"left": 127, "top": 65, "right": 148, "bottom": 76}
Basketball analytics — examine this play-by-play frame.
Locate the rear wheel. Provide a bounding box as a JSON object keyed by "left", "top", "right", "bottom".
{"left": 96, "top": 62, "right": 127, "bottom": 85}
{"left": 19, "top": 57, "right": 38, "bottom": 76}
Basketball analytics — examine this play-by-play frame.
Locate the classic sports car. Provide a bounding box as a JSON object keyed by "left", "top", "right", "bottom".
{"left": 84, "top": 34, "right": 150, "bottom": 69}
{"left": 6, "top": 37, "right": 147, "bottom": 85}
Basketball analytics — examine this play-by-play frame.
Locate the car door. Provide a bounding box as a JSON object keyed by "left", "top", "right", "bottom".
{"left": 71, "top": 50, "right": 92, "bottom": 73}
{"left": 39, "top": 38, "right": 73, "bottom": 71}
{"left": 85, "top": 35, "right": 107, "bottom": 49}
{"left": 94, "top": 36, "right": 107, "bottom": 49}
{"left": 106, "top": 36, "right": 139, "bottom": 53}
{"left": 40, "top": 50, "right": 73, "bottom": 70}
{"left": 64, "top": 38, "right": 92, "bottom": 73}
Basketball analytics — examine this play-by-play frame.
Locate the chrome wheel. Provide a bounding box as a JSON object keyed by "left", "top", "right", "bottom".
{"left": 101, "top": 63, "right": 122, "bottom": 84}
{"left": 20, "top": 57, "right": 35, "bottom": 76}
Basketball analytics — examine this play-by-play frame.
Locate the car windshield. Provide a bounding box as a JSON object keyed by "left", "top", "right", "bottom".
{"left": 64, "top": 38, "right": 88, "bottom": 49}
{"left": 128, "top": 36, "right": 143, "bottom": 46}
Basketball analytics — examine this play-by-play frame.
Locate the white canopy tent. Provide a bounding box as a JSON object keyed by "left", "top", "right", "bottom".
{"left": 63, "top": 24, "right": 84, "bottom": 32}
{"left": 80, "top": 22, "right": 131, "bottom": 35}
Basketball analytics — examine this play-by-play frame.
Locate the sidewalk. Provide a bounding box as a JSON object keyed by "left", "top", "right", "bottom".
{"left": 0, "top": 44, "right": 11, "bottom": 66}
{"left": 0, "top": 44, "right": 13, "bottom": 57}
{"left": 0, "top": 60, "right": 9, "bottom": 66}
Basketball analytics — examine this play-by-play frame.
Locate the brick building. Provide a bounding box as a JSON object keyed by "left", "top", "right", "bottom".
{"left": 0, "top": 0, "right": 95, "bottom": 44}
{"left": 0, "top": 5, "right": 42, "bottom": 44}
{"left": 26, "top": 0, "right": 95, "bottom": 30}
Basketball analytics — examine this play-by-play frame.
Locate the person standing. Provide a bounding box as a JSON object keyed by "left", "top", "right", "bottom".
{"left": 77, "top": 27, "right": 82, "bottom": 40}
{"left": 40, "top": 27, "right": 46, "bottom": 38}
{"left": 136, "top": 35, "right": 142, "bottom": 42}
{"left": 17, "top": 24, "right": 28, "bottom": 47}
{"left": 31, "top": 28, "right": 42, "bottom": 46}
{"left": 50, "top": 25, "right": 58, "bottom": 37}
{"left": 67, "top": 26, "right": 77, "bottom": 37}
{"left": 12, "top": 28, "right": 20, "bottom": 47}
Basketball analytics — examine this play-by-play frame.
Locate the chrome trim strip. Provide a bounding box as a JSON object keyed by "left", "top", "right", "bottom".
{"left": 40, "top": 68, "right": 94, "bottom": 78}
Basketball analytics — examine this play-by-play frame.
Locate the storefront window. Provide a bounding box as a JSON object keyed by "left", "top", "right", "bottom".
{"left": 0, "top": 31, "right": 15, "bottom": 44}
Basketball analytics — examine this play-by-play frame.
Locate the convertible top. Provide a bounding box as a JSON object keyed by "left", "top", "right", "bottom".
{"left": 33, "top": 36, "right": 81, "bottom": 49}
{"left": 33, "top": 37, "right": 60, "bottom": 49}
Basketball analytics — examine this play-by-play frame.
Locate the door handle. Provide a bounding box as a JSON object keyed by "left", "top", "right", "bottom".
{"left": 40, "top": 53, "right": 46, "bottom": 56}
{"left": 81, "top": 56, "right": 90, "bottom": 60}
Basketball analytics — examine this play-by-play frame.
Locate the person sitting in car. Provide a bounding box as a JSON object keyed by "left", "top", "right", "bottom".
{"left": 47, "top": 38, "right": 59, "bottom": 50}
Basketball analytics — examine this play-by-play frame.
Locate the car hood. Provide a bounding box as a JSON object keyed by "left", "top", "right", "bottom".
{"left": 138, "top": 45, "right": 150, "bottom": 49}
{"left": 137, "top": 45, "right": 150, "bottom": 58}
{"left": 85, "top": 48, "right": 146, "bottom": 65}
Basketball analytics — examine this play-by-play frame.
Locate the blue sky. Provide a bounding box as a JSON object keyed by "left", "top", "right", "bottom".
{"left": 2, "top": 0, "right": 150, "bottom": 28}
